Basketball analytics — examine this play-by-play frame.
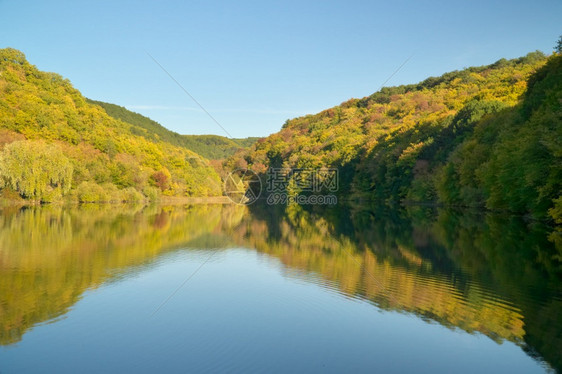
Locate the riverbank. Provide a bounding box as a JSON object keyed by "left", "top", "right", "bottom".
{"left": 159, "top": 195, "right": 233, "bottom": 204}
{"left": 0, "top": 189, "right": 234, "bottom": 207}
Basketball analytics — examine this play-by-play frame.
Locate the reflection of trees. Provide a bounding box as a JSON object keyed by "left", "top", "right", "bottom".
{"left": 427, "top": 208, "right": 562, "bottom": 372}
{"left": 0, "top": 204, "right": 246, "bottom": 345}
{"left": 241, "top": 203, "right": 561, "bottom": 372}
{"left": 0, "top": 203, "right": 560, "bottom": 371}
{"left": 235, "top": 206, "right": 525, "bottom": 341}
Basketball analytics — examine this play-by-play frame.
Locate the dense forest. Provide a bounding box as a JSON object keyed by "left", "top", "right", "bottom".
{"left": 1, "top": 46, "right": 560, "bottom": 216}
{"left": 87, "top": 99, "right": 259, "bottom": 160}
{"left": 228, "top": 51, "right": 561, "bottom": 224}
{"left": 0, "top": 48, "right": 223, "bottom": 203}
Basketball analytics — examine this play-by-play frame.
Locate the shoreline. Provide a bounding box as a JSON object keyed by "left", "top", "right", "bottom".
{"left": 0, "top": 195, "right": 234, "bottom": 207}
{"left": 158, "top": 196, "right": 233, "bottom": 204}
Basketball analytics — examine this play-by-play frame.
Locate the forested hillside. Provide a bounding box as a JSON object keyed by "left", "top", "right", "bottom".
{"left": 88, "top": 99, "right": 259, "bottom": 159}
{"left": 0, "top": 48, "right": 222, "bottom": 202}
{"left": 230, "top": 51, "right": 561, "bottom": 223}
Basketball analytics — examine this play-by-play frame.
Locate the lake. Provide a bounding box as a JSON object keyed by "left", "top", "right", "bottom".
{"left": 0, "top": 203, "right": 560, "bottom": 373}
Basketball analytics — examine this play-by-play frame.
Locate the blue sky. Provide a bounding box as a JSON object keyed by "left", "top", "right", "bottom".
{"left": 1, "top": 0, "right": 560, "bottom": 138}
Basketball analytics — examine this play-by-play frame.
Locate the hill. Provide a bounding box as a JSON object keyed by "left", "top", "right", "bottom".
{"left": 228, "top": 51, "right": 561, "bottom": 223}
{"left": 0, "top": 48, "right": 222, "bottom": 202}
{"left": 87, "top": 99, "right": 259, "bottom": 159}
{"left": 181, "top": 135, "right": 259, "bottom": 160}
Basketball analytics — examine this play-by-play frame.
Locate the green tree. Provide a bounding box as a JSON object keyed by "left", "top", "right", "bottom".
{"left": 0, "top": 140, "right": 73, "bottom": 201}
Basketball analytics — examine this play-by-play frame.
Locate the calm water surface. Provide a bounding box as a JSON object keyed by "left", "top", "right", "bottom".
{"left": 0, "top": 203, "right": 560, "bottom": 373}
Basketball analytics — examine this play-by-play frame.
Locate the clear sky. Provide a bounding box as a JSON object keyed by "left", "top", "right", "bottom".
{"left": 1, "top": 0, "right": 560, "bottom": 138}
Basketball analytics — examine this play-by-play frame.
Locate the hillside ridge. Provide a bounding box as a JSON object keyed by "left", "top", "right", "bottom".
{"left": 0, "top": 48, "right": 223, "bottom": 203}
{"left": 87, "top": 99, "right": 259, "bottom": 160}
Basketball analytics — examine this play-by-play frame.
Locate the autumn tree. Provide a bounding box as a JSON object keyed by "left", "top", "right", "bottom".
{"left": 150, "top": 168, "right": 171, "bottom": 191}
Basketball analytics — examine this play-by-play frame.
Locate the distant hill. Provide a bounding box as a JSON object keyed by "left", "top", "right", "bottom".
{"left": 181, "top": 135, "right": 259, "bottom": 160}
{"left": 87, "top": 99, "right": 259, "bottom": 159}
{"left": 0, "top": 48, "right": 222, "bottom": 202}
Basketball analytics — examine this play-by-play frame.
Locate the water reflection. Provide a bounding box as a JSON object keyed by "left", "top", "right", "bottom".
{"left": 0, "top": 203, "right": 560, "bottom": 371}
